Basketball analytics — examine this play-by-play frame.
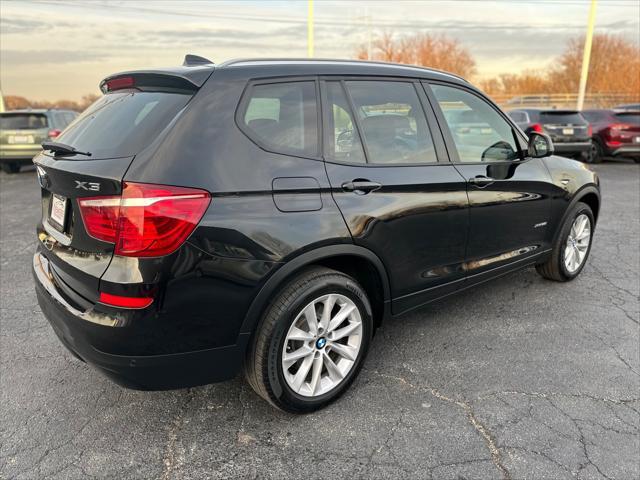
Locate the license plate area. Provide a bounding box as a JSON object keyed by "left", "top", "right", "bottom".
{"left": 562, "top": 128, "right": 574, "bottom": 135}
{"left": 49, "top": 194, "right": 68, "bottom": 232}
{"left": 8, "top": 135, "right": 34, "bottom": 144}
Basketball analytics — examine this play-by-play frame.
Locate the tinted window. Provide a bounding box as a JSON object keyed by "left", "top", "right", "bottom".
{"left": 508, "top": 111, "right": 527, "bottom": 123}
{"left": 431, "top": 84, "right": 520, "bottom": 163}
{"left": 346, "top": 81, "right": 437, "bottom": 164}
{"left": 57, "top": 92, "right": 191, "bottom": 159}
{"left": 582, "top": 111, "right": 604, "bottom": 122}
{"left": 540, "top": 111, "right": 587, "bottom": 125}
{"left": 325, "top": 82, "right": 365, "bottom": 164}
{"left": 62, "top": 112, "right": 77, "bottom": 127}
{"left": 0, "top": 113, "right": 48, "bottom": 130}
{"left": 242, "top": 81, "right": 318, "bottom": 157}
{"left": 614, "top": 112, "right": 640, "bottom": 124}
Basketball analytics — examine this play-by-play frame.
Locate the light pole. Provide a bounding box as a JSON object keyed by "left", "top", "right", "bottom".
{"left": 308, "top": 0, "right": 314, "bottom": 58}
{"left": 577, "top": 0, "right": 598, "bottom": 110}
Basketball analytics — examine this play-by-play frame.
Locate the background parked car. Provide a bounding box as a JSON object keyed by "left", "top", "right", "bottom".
{"left": 0, "top": 109, "right": 78, "bottom": 173}
{"left": 614, "top": 103, "right": 640, "bottom": 112}
{"left": 582, "top": 109, "right": 640, "bottom": 163}
{"left": 508, "top": 108, "right": 593, "bottom": 162}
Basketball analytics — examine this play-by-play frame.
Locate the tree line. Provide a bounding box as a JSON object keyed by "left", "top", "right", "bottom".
{"left": 3, "top": 33, "right": 638, "bottom": 111}
{"left": 355, "top": 32, "right": 640, "bottom": 97}
{"left": 3, "top": 94, "right": 101, "bottom": 112}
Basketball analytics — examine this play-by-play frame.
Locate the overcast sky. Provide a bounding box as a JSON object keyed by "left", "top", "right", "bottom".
{"left": 1, "top": 0, "right": 639, "bottom": 100}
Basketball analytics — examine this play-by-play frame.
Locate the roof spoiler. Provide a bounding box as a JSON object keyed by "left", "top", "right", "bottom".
{"left": 100, "top": 56, "right": 216, "bottom": 93}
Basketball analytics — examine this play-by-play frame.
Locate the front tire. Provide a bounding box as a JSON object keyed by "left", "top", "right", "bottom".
{"left": 244, "top": 266, "right": 373, "bottom": 413}
{"left": 536, "top": 202, "right": 594, "bottom": 281}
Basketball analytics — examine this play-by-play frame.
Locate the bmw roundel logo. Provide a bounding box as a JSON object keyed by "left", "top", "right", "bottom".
{"left": 36, "top": 166, "right": 50, "bottom": 189}
{"left": 316, "top": 337, "right": 327, "bottom": 349}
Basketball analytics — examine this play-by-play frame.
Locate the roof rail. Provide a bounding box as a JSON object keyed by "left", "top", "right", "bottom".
{"left": 183, "top": 54, "right": 214, "bottom": 67}
{"left": 219, "top": 57, "right": 467, "bottom": 82}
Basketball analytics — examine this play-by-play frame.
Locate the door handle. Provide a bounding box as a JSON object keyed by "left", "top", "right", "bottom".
{"left": 468, "top": 175, "right": 495, "bottom": 187}
{"left": 341, "top": 179, "right": 382, "bottom": 195}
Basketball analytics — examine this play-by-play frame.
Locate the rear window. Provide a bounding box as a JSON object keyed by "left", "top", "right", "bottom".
{"left": 614, "top": 112, "right": 640, "bottom": 124}
{"left": 582, "top": 111, "right": 610, "bottom": 122}
{"left": 240, "top": 81, "right": 318, "bottom": 157}
{"left": 56, "top": 91, "right": 191, "bottom": 159}
{"left": 540, "top": 111, "right": 586, "bottom": 125}
{"left": 0, "top": 113, "right": 48, "bottom": 130}
{"left": 508, "top": 111, "right": 527, "bottom": 123}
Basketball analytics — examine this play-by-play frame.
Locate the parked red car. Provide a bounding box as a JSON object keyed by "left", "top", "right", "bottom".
{"left": 582, "top": 109, "right": 640, "bottom": 163}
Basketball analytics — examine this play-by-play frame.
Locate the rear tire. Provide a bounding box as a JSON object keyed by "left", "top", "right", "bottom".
{"left": 1, "top": 163, "right": 20, "bottom": 174}
{"left": 590, "top": 141, "right": 603, "bottom": 164}
{"left": 580, "top": 149, "right": 595, "bottom": 164}
{"left": 536, "top": 202, "right": 594, "bottom": 282}
{"left": 244, "top": 266, "right": 373, "bottom": 413}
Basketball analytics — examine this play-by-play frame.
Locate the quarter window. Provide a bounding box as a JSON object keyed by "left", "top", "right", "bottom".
{"left": 431, "top": 84, "right": 520, "bottom": 163}
{"left": 345, "top": 81, "right": 437, "bottom": 164}
{"left": 325, "top": 82, "right": 366, "bottom": 164}
{"left": 242, "top": 81, "right": 318, "bottom": 157}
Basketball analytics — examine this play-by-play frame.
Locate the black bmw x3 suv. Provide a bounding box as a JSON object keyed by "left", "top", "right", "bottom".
{"left": 33, "top": 56, "right": 600, "bottom": 412}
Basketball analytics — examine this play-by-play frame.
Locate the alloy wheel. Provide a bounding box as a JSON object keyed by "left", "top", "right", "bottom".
{"left": 564, "top": 213, "right": 591, "bottom": 273}
{"left": 282, "top": 293, "right": 363, "bottom": 397}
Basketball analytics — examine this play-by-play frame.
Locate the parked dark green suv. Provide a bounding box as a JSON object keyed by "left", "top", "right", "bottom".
{"left": 0, "top": 109, "right": 78, "bottom": 173}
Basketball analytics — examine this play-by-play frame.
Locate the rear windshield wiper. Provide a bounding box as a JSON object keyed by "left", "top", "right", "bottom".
{"left": 41, "top": 141, "right": 92, "bottom": 157}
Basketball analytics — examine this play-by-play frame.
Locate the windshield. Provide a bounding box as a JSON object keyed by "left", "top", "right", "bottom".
{"left": 56, "top": 91, "right": 192, "bottom": 159}
{"left": 0, "top": 113, "right": 48, "bottom": 130}
{"left": 540, "top": 112, "right": 586, "bottom": 125}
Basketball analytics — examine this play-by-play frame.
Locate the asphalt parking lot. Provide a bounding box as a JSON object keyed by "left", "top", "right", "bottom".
{"left": 1, "top": 161, "right": 638, "bottom": 480}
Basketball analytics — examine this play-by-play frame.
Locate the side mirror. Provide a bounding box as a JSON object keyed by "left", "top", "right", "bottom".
{"left": 528, "top": 132, "right": 554, "bottom": 158}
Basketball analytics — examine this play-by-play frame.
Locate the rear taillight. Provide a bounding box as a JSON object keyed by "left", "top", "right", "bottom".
{"left": 78, "top": 182, "right": 210, "bottom": 257}
{"left": 531, "top": 123, "right": 543, "bottom": 133}
{"left": 610, "top": 123, "right": 631, "bottom": 132}
{"left": 48, "top": 129, "right": 62, "bottom": 138}
{"left": 587, "top": 124, "right": 592, "bottom": 137}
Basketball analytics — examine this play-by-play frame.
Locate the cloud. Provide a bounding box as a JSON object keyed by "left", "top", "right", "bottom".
{"left": 0, "top": 49, "right": 110, "bottom": 65}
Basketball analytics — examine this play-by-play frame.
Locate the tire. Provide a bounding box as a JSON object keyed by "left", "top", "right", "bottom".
{"left": 580, "top": 149, "right": 595, "bottom": 164}
{"left": 1, "top": 162, "right": 20, "bottom": 174}
{"left": 244, "top": 266, "right": 373, "bottom": 413}
{"left": 536, "top": 201, "right": 594, "bottom": 282}
{"left": 590, "top": 141, "right": 603, "bottom": 164}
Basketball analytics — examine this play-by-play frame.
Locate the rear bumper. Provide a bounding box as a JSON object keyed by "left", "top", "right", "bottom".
{"left": 33, "top": 252, "right": 249, "bottom": 390}
{"left": 609, "top": 145, "right": 640, "bottom": 157}
{"left": 553, "top": 142, "right": 591, "bottom": 154}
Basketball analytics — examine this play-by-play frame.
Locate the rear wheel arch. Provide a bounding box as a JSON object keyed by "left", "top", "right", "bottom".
{"left": 240, "top": 245, "right": 391, "bottom": 336}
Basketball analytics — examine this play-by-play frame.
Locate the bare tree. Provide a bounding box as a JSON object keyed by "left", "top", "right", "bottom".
{"left": 550, "top": 33, "right": 640, "bottom": 95}
{"left": 480, "top": 33, "right": 640, "bottom": 96}
{"left": 355, "top": 32, "right": 476, "bottom": 78}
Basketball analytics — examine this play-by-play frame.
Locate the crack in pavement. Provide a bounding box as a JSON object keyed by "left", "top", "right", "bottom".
{"left": 376, "top": 372, "right": 511, "bottom": 480}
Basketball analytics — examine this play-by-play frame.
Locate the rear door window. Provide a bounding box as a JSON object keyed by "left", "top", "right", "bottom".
{"left": 345, "top": 81, "right": 437, "bottom": 164}
{"left": 324, "top": 82, "right": 366, "bottom": 164}
{"left": 0, "top": 113, "right": 48, "bottom": 130}
{"left": 241, "top": 81, "right": 318, "bottom": 157}
{"left": 56, "top": 91, "right": 192, "bottom": 159}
